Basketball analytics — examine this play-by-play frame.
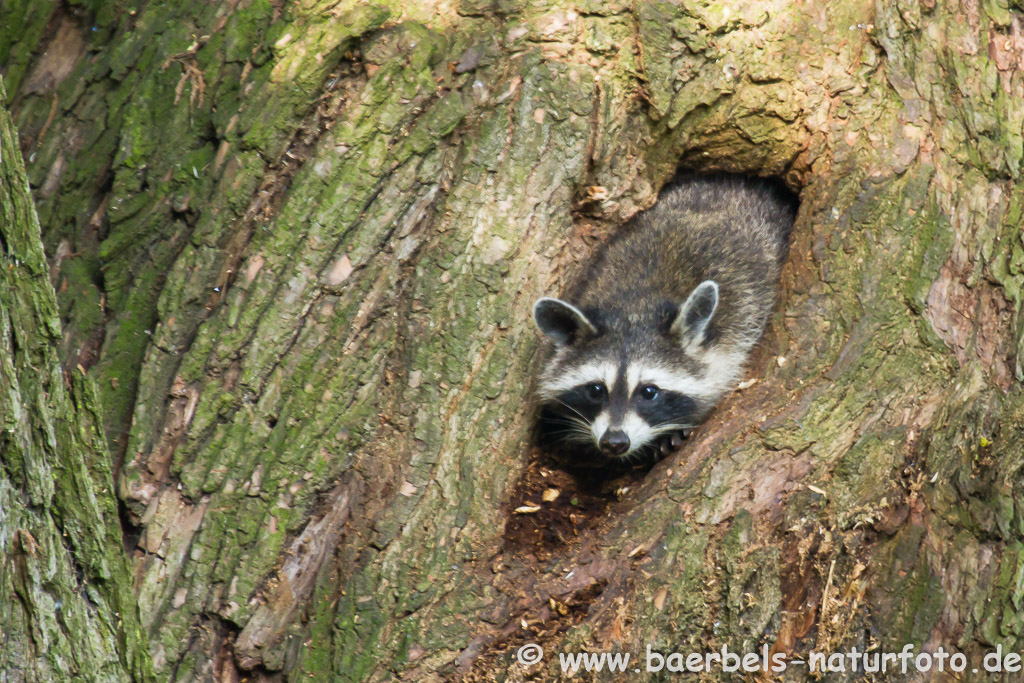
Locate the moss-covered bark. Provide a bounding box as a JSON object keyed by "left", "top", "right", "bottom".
{"left": 3, "top": 0, "right": 1024, "bottom": 680}
{"left": 0, "top": 75, "right": 151, "bottom": 682}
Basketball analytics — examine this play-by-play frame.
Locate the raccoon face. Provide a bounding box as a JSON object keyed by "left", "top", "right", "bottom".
{"left": 532, "top": 282, "right": 736, "bottom": 465}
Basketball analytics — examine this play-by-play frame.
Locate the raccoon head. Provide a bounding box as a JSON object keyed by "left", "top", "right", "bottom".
{"left": 532, "top": 281, "right": 741, "bottom": 465}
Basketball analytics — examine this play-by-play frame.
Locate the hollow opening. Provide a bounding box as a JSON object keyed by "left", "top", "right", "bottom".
{"left": 504, "top": 170, "right": 801, "bottom": 549}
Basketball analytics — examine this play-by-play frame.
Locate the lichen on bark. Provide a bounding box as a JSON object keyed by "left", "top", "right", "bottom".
{"left": 2, "top": 0, "right": 1023, "bottom": 680}
{"left": 1, "top": 74, "right": 151, "bottom": 682}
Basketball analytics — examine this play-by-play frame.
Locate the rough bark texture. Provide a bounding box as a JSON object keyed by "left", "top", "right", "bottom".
{"left": 2, "top": 0, "right": 1024, "bottom": 680}
{"left": 1, "top": 76, "right": 151, "bottom": 682}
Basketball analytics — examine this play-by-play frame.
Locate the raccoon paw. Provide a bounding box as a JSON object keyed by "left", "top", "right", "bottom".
{"left": 658, "top": 428, "right": 693, "bottom": 456}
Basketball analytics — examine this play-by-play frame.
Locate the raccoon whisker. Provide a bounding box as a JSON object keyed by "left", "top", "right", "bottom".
{"left": 648, "top": 417, "right": 697, "bottom": 429}
{"left": 544, "top": 414, "right": 588, "bottom": 425}
{"left": 649, "top": 422, "right": 696, "bottom": 434}
{"left": 544, "top": 426, "right": 592, "bottom": 440}
{"left": 548, "top": 398, "right": 593, "bottom": 425}
{"left": 543, "top": 417, "right": 586, "bottom": 429}
{"left": 542, "top": 416, "right": 596, "bottom": 443}
{"left": 543, "top": 418, "right": 594, "bottom": 437}
{"left": 531, "top": 176, "right": 793, "bottom": 473}
{"left": 572, "top": 436, "right": 597, "bottom": 445}
{"left": 542, "top": 426, "right": 580, "bottom": 436}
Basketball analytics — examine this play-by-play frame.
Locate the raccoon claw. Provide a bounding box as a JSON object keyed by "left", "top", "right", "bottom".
{"left": 659, "top": 429, "right": 693, "bottom": 455}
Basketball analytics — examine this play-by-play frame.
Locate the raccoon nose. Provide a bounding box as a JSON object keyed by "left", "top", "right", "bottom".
{"left": 599, "top": 429, "right": 630, "bottom": 456}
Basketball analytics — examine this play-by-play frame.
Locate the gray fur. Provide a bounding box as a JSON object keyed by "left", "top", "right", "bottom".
{"left": 533, "top": 175, "right": 795, "bottom": 464}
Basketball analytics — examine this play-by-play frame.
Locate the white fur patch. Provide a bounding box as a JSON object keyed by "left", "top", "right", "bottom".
{"left": 621, "top": 411, "right": 654, "bottom": 453}
{"left": 700, "top": 348, "right": 747, "bottom": 399}
{"left": 538, "top": 359, "right": 618, "bottom": 399}
{"left": 624, "top": 350, "right": 746, "bottom": 403}
{"left": 590, "top": 411, "right": 610, "bottom": 445}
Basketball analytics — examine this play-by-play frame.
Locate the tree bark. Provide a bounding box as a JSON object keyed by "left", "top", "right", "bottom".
{"left": 1, "top": 75, "right": 151, "bottom": 682}
{"left": 3, "top": 0, "right": 1024, "bottom": 680}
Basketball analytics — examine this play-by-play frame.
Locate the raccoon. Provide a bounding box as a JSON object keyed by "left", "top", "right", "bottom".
{"left": 532, "top": 175, "right": 795, "bottom": 469}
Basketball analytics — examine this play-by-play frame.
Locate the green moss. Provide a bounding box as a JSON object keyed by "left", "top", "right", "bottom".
{"left": 240, "top": 5, "right": 390, "bottom": 157}
{"left": 2, "top": 73, "right": 153, "bottom": 682}
{"left": 0, "top": 2, "right": 57, "bottom": 93}
{"left": 8, "top": 0, "right": 1024, "bottom": 679}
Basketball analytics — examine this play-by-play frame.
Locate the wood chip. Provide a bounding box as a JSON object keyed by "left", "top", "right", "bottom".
{"left": 654, "top": 587, "right": 669, "bottom": 610}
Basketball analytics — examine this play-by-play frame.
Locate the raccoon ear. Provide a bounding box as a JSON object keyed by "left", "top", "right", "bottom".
{"left": 672, "top": 280, "right": 719, "bottom": 349}
{"left": 533, "top": 297, "right": 598, "bottom": 345}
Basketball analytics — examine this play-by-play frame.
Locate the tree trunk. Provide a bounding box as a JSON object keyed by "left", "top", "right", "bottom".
{"left": 3, "top": 0, "right": 1023, "bottom": 680}
{"left": 1, "top": 75, "right": 151, "bottom": 682}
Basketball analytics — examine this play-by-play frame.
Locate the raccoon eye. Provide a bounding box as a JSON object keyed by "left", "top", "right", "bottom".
{"left": 638, "top": 384, "right": 660, "bottom": 401}
{"left": 584, "top": 383, "right": 607, "bottom": 401}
